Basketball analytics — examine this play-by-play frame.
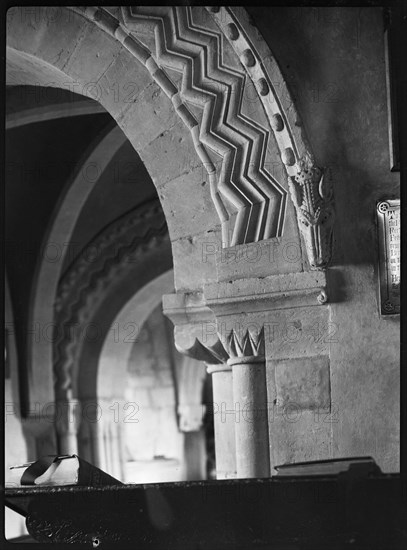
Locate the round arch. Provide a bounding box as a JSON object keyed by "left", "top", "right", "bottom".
{"left": 7, "top": 5, "right": 333, "bottom": 417}
{"left": 97, "top": 269, "right": 174, "bottom": 402}
{"left": 26, "top": 122, "right": 126, "bottom": 407}
{"left": 6, "top": 6, "right": 220, "bottom": 412}
{"left": 93, "top": 269, "right": 208, "bottom": 482}
{"left": 6, "top": 98, "right": 104, "bottom": 130}
{"left": 6, "top": 6, "right": 222, "bottom": 260}
{"left": 6, "top": 4, "right": 328, "bottom": 282}
{"left": 91, "top": 270, "right": 175, "bottom": 478}
{"left": 54, "top": 200, "right": 171, "bottom": 403}
{"left": 52, "top": 200, "right": 173, "bottom": 463}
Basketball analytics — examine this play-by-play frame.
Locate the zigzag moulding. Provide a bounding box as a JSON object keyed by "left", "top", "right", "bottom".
{"left": 53, "top": 200, "right": 168, "bottom": 401}
{"left": 75, "top": 6, "right": 333, "bottom": 268}
{"left": 120, "top": 5, "right": 287, "bottom": 246}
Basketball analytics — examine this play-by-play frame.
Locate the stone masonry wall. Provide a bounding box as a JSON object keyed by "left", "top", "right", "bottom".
{"left": 246, "top": 6, "right": 400, "bottom": 472}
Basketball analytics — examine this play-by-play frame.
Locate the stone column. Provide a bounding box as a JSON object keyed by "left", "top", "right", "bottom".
{"left": 230, "top": 360, "right": 269, "bottom": 478}
{"left": 176, "top": 354, "right": 208, "bottom": 481}
{"left": 183, "top": 430, "right": 207, "bottom": 481}
{"left": 206, "top": 364, "right": 236, "bottom": 479}
{"left": 104, "top": 417, "right": 124, "bottom": 480}
{"left": 163, "top": 292, "right": 236, "bottom": 480}
{"left": 163, "top": 291, "right": 272, "bottom": 480}
{"left": 55, "top": 399, "right": 82, "bottom": 455}
{"left": 91, "top": 397, "right": 125, "bottom": 480}
{"left": 165, "top": 267, "right": 330, "bottom": 481}
{"left": 225, "top": 329, "right": 270, "bottom": 479}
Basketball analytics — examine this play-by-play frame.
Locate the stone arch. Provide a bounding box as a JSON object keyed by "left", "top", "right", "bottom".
{"left": 7, "top": 5, "right": 333, "bottom": 269}
{"left": 6, "top": 6, "right": 222, "bottom": 262}
{"left": 93, "top": 269, "right": 208, "bottom": 481}
{"left": 7, "top": 5, "right": 334, "bottom": 416}
{"left": 24, "top": 122, "right": 126, "bottom": 408}
{"left": 97, "top": 270, "right": 174, "bottom": 403}
{"left": 5, "top": 275, "right": 21, "bottom": 416}
{"left": 53, "top": 200, "right": 173, "bottom": 459}
{"left": 5, "top": 277, "right": 27, "bottom": 538}
{"left": 6, "top": 97, "right": 104, "bottom": 129}
{"left": 74, "top": 5, "right": 333, "bottom": 263}
{"left": 93, "top": 270, "right": 175, "bottom": 479}
{"left": 54, "top": 200, "right": 170, "bottom": 402}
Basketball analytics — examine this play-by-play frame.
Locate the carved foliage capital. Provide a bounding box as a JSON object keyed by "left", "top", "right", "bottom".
{"left": 173, "top": 325, "right": 266, "bottom": 369}
{"left": 288, "top": 154, "right": 335, "bottom": 269}
{"left": 222, "top": 328, "right": 265, "bottom": 366}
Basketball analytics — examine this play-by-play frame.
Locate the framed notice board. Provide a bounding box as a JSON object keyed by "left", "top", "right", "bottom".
{"left": 377, "top": 199, "right": 400, "bottom": 315}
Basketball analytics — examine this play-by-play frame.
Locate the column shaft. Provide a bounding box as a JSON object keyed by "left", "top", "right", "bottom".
{"left": 231, "top": 360, "right": 270, "bottom": 478}
{"left": 207, "top": 365, "right": 236, "bottom": 479}
{"left": 56, "top": 400, "right": 81, "bottom": 455}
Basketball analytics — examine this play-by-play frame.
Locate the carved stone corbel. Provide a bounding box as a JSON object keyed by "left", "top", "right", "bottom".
{"left": 288, "top": 153, "right": 335, "bottom": 269}
{"left": 162, "top": 292, "right": 220, "bottom": 362}
{"left": 163, "top": 293, "right": 237, "bottom": 479}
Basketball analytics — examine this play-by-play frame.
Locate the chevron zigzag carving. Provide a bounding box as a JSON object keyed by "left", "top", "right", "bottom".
{"left": 53, "top": 201, "right": 168, "bottom": 400}
{"left": 77, "top": 6, "right": 333, "bottom": 266}
{"left": 120, "top": 6, "right": 287, "bottom": 246}
{"left": 77, "top": 5, "right": 287, "bottom": 246}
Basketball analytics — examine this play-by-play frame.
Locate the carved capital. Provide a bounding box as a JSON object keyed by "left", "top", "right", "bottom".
{"left": 164, "top": 273, "right": 328, "bottom": 364}
{"left": 222, "top": 328, "right": 265, "bottom": 366}
{"left": 288, "top": 154, "right": 335, "bottom": 269}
